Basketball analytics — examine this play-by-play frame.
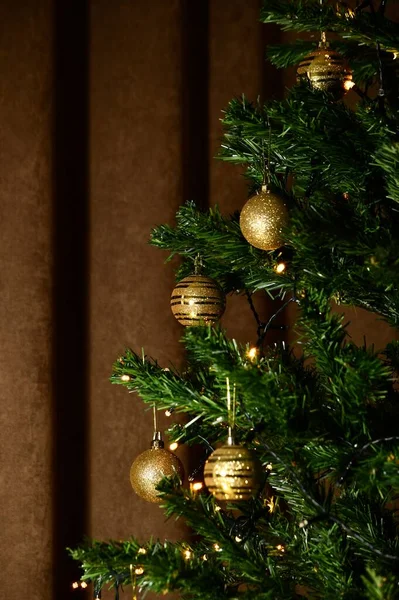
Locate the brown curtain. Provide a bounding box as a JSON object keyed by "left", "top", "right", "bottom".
{"left": 0, "top": 1, "right": 283, "bottom": 598}
{"left": 1, "top": 2, "right": 396, "bottom": 599}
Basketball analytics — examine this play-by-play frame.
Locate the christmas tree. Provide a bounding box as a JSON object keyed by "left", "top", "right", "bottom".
{"left": 71, "top": 1, "right": 399, "bottom": 598}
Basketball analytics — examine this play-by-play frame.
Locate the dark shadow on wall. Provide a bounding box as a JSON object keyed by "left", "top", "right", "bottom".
{"left": 52, "top": 1, "right": 89, "bottom": 598}
{"left": 181, "top": 0, "right": 209, "bottom": 210}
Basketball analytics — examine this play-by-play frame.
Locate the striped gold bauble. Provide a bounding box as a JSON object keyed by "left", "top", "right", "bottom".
{"left": 204, "top": 444, "right": 263, "bottom": 502}
{"left": 297, "top": 45, "right": 353, "bottom": 99}
{"left": 170, "top": 274, "right": 225, "bottom": 326}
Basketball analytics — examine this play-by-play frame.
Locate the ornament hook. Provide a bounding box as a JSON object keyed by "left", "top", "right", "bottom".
{"left": 130, "top": 564, "right": 138, "bottom": 600}
{"left": 261, "top": 112, "right": 272, "bottom": 193}
{"left": 151, "top": 405, "right": 164, "bottom": 448}
{"left": 226, "top": 377, "right": 236, "bottom": 446}
{"left": 194, "top": 254, "right": 203, "bottom": 275}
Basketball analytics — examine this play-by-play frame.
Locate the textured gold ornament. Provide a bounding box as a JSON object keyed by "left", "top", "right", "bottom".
{"left": 240, "top": 185, "right": 288, "bottom": 251}
{"left": 204, "top": 444, "right": 263, "bottom": 501}
{"left": 297, "top": 42, "right": 353, "bottom": 99}
{"left": 130, "top": 433, "right": 184, "bottom": 503}
{"left": 170, "top": 274, "right": 225, "bottom": 326}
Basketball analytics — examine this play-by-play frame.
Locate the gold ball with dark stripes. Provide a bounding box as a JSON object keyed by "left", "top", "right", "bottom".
{"left": 170, "top": 274, "right": 226, "bottom": 326}
{"left": 204, "top": 445, "right": 263, "bottom": 502}
{"left": 297, "top": 47, "right": 353, "bottom": 99}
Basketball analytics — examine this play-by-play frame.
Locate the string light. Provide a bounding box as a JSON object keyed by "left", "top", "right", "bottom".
{"left": 276, "top": 544, "right": 285, "bottom": 553}
{"left": 246, "top": 347, "right": 257, "bottom": 360}
{"left": 343, "top": 80, "right": 355, "bottom": 91}
{"left": 169, "top": 442, "right": 179, "bottom": 451}
{"left": 265, "top": 463, "right": 273, "bottom": 471}
{"left": 212, "top": 416, "right": 224, "bottom": 424}
{"left": 120, "top": 374, "right": 131, "bottom": 382}
{"left": 213, "top": 543, "right": 222, "bottom": 552}
{"left": 137, "top": 547, "right": 147, "bottom": 555}
{"left": 190, "top": 481, "right": 203, "bottom": 492}
{"left": 165, "top": 409, "right": 173, "bottom": 417}
{"left": 183, "top": 549, "right": 192, "bottom": 560}
{"left": 299, "top": 519, "right": 308, "bottom": 528}
{"left": 202, "top": 554, "right": 208, "bottom": 561}
{"left": 135, "top": 567, "right": 144, "bottom": 575}
{"left": 72, "top": 582, "right": 79, "bottom": 590}
{"left": 80, "top": 582, "right": 88, "bottom": 589}
{"left": 265, "top": 496, "right": 276, "bottom": 513}
{"left": 235, "top": 536, "right": 242, "bottom": 543}
{"left": 274, "top": 262, "right": 286, "bottom": 274}
{"left": 215, "top": 505, "right": 221, "bottom": 512}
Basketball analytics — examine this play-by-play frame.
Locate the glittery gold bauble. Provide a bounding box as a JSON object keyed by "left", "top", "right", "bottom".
{"left": 130, "top": 446, "right": 184, "bottom": 503}
{"left": 239, "top": 186, "right": 288, "bottom": 251}
{"left": 297, "top": 46, "right": 353, "bottom": 99}
{"left": 204, "top": 444, "right": 263, "bottom": 501}
{"left": 170, "top": 274, "right": 225, "bottom": 326}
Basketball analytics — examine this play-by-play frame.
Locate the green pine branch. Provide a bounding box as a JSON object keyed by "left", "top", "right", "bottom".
{"left": 260, "top": 0, "right": 399, "bottom": 52}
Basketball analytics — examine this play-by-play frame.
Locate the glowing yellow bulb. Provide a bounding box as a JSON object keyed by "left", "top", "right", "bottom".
{"left": 344, "top": 80, "right": 355, "bottom": 91}
{"left": 135, "top": 567, "right": 144, "bottom": 575}
{"left": 191, "top": 481, "right": 203, "bottom": 492}
{"left": 265, "top": 463, "right": 273, "bottom": 470}
{"left": 299, "top": 519, "right": 308, "bottom": 528}
{"left": 274, "top": 262, "right": 286, "bottom": 274}
{"left": 213, "top": 543, "right": 222, "bottom": 552}
{"left": 265, "top": 496, "right": 276, "bottom": 513}
{"left": 165, "top": 409, "right": 172, "bottom": 417}
{"left": 120, "top": 374, "right": 131, "bottom": 382}
{"left": 247, "top": 347, "right": 257, "bottom": 360}
{"left": 235, "top": 536, "right": 242, "bottom": 543}
{"left": 202, "top": 554, "right": 208, "bottom": 561}
{"left": 215, "top": 505, "right": 221, "bottom": 512}
{"left": 80, "top": 582, "right": 88, "bottom": 589}
{"left": 276, "top": 544, "right": 285, "bottom": 553}
{"left": 72, "top": 582, "right": 79, "bottom": 590}
{"left": 137, "top": 547, "right": 147, "bottom": 555}
{"left": 169, "top": 442, "right": 179, "bottom": 451}
{"left": 183, "top": 549, "right": 192, "bottom": 560}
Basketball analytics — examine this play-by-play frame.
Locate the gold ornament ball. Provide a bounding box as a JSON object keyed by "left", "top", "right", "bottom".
{"left": 240, "top": 186, "right": 288, "bottom": 251}
{"left": 130, "top": 447, "right": 184, "bottom": 503}
{"left": 297, "top": 47, "right": 353, "bottom": 99}
{"left": 204, "top": 444, "right": 263, "bottom": 502}
{"left": 170, "top": 274, "right": 226, "bottom": 326}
